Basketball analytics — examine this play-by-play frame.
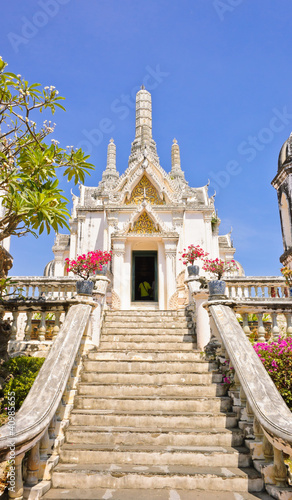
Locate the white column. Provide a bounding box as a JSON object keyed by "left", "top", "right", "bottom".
{"left": 112, "top": 238, "right": 126, "bottom": 310}
{"left": 187, "top": 278, "right": 210, "bottom": 350}
{"left": 163, "top": 239, "right": 178, "bottom": 310}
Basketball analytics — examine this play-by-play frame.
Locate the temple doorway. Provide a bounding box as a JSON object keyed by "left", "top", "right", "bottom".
{"left": 132, "top": 251, "right": 158, "bottom": 302}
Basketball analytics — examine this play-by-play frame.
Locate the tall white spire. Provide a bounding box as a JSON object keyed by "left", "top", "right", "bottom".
{"left": 129, "top": 87, "right": 158, "bottom": 163}
{"left": 135, "top": 86, "right": 152, "bottom": 143}
{"left": 102, "top": 138, "right": 119, "bottom": 185}
{"left": 170, "top": 138, "right": 185, "bottom": 181}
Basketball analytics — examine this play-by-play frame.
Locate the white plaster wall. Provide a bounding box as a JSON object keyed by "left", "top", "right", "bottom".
{"left": 180, "top": 213, "right": 208, "bottom": 274}
{"left": 82, "top": 213, "right": 105, "bottom": 253}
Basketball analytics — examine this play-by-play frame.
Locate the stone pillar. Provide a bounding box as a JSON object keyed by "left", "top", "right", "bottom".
{"left": 186, "top": 277, "right": 210, "bottom": 350}
{"left": 112, "top": 238, "right": 126, "bottom": 309}
{"left": 163, "top": 239, "right": 177, "bottom": 309}
{"left": 135, "top": 88, "right": 152, "bottom": 143}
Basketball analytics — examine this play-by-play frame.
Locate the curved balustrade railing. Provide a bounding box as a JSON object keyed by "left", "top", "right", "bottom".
{"left": 7, "top": 276, "right": 79, "bottom": 301}
{"left": 224, "top": 276, "right": 288, "bottom": 299}
{"left": 208, "top": 301, "right": 292, "bottom": 494}
{"left": 0, "top": 303, "right": 92, "bottom": 499}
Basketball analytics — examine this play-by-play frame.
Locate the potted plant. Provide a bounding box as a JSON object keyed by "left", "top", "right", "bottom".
{"left": 202, "top": 258, "right": 238, "bottom": 296}
{"left": 280, "top": 266, "right": 292, "bottom": 297}
{"left": 180, "top": 245, "right": 208, "bottom": 276}
{"left": 65, "top": 250, "right": 112, "bottom": 295}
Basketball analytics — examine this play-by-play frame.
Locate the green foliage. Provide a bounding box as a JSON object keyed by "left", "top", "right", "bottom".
{"left": 1, "top": 356, "right": 45, "bottom": 411}
{"left": 0, "top": 57, "right": 94, "bottom": 242}
{"left": 253, "top": 337, "right": 292, "bottom": 410}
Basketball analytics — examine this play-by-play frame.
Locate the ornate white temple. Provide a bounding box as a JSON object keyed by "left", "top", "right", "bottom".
{"left": 47, "top": 87, "right": 239, "bottom": 309}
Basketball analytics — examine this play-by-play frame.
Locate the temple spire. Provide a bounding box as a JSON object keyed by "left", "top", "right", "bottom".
{"left": 135, "top": 87, "right": 152, "bottom": 143}
{"left": 170, "top": 138, "right": 185, "bottom": 181}
{"left": 129, "top": 88, "right": 158, "bottom": 163}
{"left": 102, "top": 138, "right": 119, "bottom": 184}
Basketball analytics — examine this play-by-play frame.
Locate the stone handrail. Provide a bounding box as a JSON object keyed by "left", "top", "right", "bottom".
{"left": 224, "top": 276, "right": 289, "bottom": 299}
{"left": 7, "top": 276, "right": 79, "bottom": 300}
{"left": 0, "top": 302, "right": 92, "bottom": 498}
{"left": 0, "top": 303, "right": 91, "bottom": 460}
{"left": 208, "top": 300, "right": 292, "bottom": 493}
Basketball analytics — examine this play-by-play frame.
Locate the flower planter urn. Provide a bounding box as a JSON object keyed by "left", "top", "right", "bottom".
{"left": 76, "top": 280, "right": 94, "bottom": 296}
{"left": 95, "top": 265, "right": 108, "bottom": 276}
{"left": 208, "top": 279, "right": 226, "bottom": 297}
{"left": 187, "top": 265, "right": 199, "bottom": 277}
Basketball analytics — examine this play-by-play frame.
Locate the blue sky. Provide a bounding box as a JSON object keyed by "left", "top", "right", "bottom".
{"left": 1, "top": 0, "right": 291, "bottom": 276}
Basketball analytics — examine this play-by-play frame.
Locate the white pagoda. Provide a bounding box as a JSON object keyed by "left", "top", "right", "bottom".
{"left": 47, "top": 87, "right": 239, "bottom": 310}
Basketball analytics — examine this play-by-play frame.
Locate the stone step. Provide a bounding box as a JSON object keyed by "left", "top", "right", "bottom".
{"left": 98, "top": 342, "right": 197, "bottom": 351}
{"left": 74, "top": 396, "right": 232, "bottom": 413}
{"left": 43, "top": 487, "right": 272, "bottom": 500}
{"left": 51, "top": 463, "right": 263, "bottom": 492}
{"left": 77, "top": 383, "right": 227, "bottom": 398}
{"left": 103, "top": 321, "right": 189, "bottom": 328}
{"left": 69, "top": 410, "right": 238, "bottom": 429}
{"left": 83, "top": 360, "right": 216, "bottom": 373}
{"left": 87, "top": 351, "right": 204, "bottom": 362}
{"left": 66, "top": 425, "right": 244, "bottom": 447}
{"left": 102, "top": 329, "right": 191, "bottom": 337}
{"left": 105, "top": 310, "right": 186, "bottom": 318}
{"left": 59, "top": 444, "right": 251, "bottom": 468}
{"left": 81, "top": 372, "right": 222, "bottom": 385}
{"left": 101, "top": 334, "right": 194, "bottom": 343}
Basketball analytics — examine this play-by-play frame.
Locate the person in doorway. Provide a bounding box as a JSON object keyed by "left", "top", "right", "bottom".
{"left": 138, "top": 280, "right": 152, "bottom": 300}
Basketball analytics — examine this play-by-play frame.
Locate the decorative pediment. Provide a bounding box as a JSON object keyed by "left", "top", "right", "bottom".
{"left": 125, "top": 175, "right": 165, "bottom": 205}
{"left": 128, "top": 211, "right": 160, "bottom": 234}
{"left": 112, "top": 154, "right": 182, "bottom": 205}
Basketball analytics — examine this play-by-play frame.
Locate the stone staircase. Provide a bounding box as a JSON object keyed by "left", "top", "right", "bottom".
{"left": 43, "top": 310, "right": 272, "bottom": 500}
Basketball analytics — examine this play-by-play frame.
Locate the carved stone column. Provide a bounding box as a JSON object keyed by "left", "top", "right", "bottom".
{"left": 186, "top": 277, "right": 210, "bottom": 350}
{"left": 163, "top": 239, "right": 177, "bottom": 309}
{"left": 112, "top": 238, "right": 126, "bottom": 309}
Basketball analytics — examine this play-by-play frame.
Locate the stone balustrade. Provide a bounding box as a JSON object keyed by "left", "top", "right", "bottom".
{"left": 207, "top": 301, "right": 292, "bottom": 498}
{"left": 0, "top": 274, "right": 110, "bottom": 499}
{"left": 233, "top": 299, "right": 292, "bottom": 342}
{"left": 224, "top": 276, "right": 289, "bottom": 300}
{"left": 6, "top": 276, "right": 79, "bottom": 301}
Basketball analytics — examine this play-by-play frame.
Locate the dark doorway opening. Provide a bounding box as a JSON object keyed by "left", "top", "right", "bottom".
{"left": 132, "top": 251, "right": 158, "bottom": 302}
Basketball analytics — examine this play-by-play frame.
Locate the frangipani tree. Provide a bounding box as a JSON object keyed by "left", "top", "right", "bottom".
{"left": 0, "top": 57, "right": 94, "bottom": 243}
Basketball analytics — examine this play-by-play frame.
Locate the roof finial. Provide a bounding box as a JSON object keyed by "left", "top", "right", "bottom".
{"left": 141, "top": 84, "right": 145, "bottom": 90}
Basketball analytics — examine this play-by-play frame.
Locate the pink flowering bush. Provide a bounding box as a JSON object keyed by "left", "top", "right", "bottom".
{"left": 65, "top": 250, "right": 112, "bottom": 280}
{"left": 202, "top": 258, "right": 238, "bottom": 280}
{"left": 253, "top": 337, "right": 292, "bottom": 409}
{"left": 180, "top": 245, "right": 208, "bottom": 266}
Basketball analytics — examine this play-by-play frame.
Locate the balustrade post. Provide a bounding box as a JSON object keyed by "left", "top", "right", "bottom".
{"left": 263, "top": 435, "right": 274, "bottom": 463}
{"left": 24, "top": 311, "right": 33, "bottom": 341}
{"left": 40, "top": 428, "right": 50, "bottom": 460}
{"left": 11, "top": 311, "right": 19, "bottom": 341}
{"left": 26, "top": 442, "right": 40, "bottom": 486}
{"left": 52, "top": 311, "right": 61, "bottom": 341}
{"left": 257, "top": 313, "right": 266, "bottom": 342}
{"left": 273, "top": 447, "right": 288, "bottom": 487}
{"left": 8, "top": 452, "right": 25, "bottom": 500}
{"left": 242, "top": 313, "right": 251, "bottom": 338}
{"left": 253, "top": 417, "right": 264, "bottom": 442}
{"left": 38, "top": 311, "right": 46, "bottom": 342}
{"left": 285, "top": 313, "right": 292, "bottom": 336}
{"left": 271, "top": 313, "right": 280, "bottom": 341}
{"left": 48, "top": 414, "right": 57, "bottom": 439}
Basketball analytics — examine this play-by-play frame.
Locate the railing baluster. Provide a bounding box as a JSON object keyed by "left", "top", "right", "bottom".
{"left": 11, "top": 311, "right": 19, "bottom": 341}
{"left": 242, "top": 313, "right": 251, "bottom": 338}
{"left": 273, "top": 447, "right": 288, "bottom": 487}
{"left": 271, "top": 312, "right": 280, "bottom": 340}
{"left": 26, "top": 442, "right": 40, "bottom": 486}
{"left": 53, "top": 311, "right": 61, "bottom": 341}
{"left": 24, "top": 311, "right": 33, "bottom": 341}
{"left": 285, "top": 313, "right": 292, "bottom": 335}
{"left": 40, "top": 428, "right": 50, "bottom": 460}
{"left": 39, "top": 311, "right": 46, "bottom": 341}
{"left": 8, "top": 452, "right": 25, "bottom": 499}
{"left": 257, "top": 313, "right": 266, "bottom": 342}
